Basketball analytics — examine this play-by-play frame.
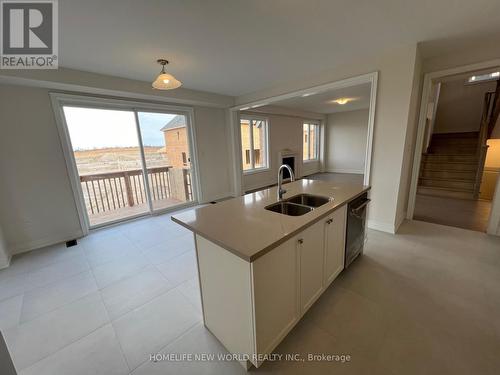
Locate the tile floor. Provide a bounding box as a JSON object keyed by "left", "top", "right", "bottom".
{"left": 1, "top": 211, "right": 500, "bottom": 374}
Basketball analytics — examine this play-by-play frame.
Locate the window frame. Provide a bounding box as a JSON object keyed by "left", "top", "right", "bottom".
{"left": 240, "top": 115, "right": 270, "bottom": 174}
{"left": 303, "top": 122, "right": 320, "bottom": 162}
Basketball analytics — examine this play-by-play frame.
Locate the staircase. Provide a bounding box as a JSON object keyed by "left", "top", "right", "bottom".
{"left": 418, "top": 132, "right": 479, "bottom": 199}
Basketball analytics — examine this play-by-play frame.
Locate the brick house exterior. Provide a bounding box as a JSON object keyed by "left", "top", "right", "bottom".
{"left": 161, "top": 115, "right": 190, "bottom": 168}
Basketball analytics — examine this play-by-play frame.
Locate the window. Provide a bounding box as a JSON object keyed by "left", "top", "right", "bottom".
{"left": 303, "top": 123, "right": 319, "bottom": 161}
{"left": 182, "top": 152, "right": 187, "bottom": 165}
{"left": 240, "top": 117, "right": 269, "bottom": 171}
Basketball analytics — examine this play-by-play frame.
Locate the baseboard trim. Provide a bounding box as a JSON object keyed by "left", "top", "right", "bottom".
{"left": 9, "top": 230, "right": 84, "bottom": 256}
{"left": 367, "top": 219, "right": 396, "bottom": 234}
{"left": 394, "top": 211, "right": 407, "bottom": 233}
{"left": 326, "top": 169, "right": 364, "bottom": 175}
{"left": 0, "top": 255, "right": 11, "bottom": 270}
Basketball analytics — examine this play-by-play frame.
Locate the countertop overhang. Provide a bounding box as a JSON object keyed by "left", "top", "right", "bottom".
{"left": 172, "top": 179, "right": 370, "bottom": 262}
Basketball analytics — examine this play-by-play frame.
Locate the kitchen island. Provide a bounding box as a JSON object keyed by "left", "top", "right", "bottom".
{"left": 172, "top": 179, "right": 370, "bottom": 369}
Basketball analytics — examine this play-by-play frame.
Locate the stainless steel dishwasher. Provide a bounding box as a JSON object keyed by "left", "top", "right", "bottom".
{"left": 345, "top": 192, "right": 370, "bottom": 268}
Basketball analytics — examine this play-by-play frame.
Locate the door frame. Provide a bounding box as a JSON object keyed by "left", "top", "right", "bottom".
{"left": 406, "top": 59, "right": 500, "bottom": 220}
{"left": 227, "top": 72, "right": 378, "bottom": 195}
{"left": 50, "top": 92, "right": 202, "bottom": 234}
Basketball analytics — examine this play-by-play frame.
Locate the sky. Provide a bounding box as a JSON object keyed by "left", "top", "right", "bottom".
{"left": 64, "top": 107, "right": 178, "bottom": 149}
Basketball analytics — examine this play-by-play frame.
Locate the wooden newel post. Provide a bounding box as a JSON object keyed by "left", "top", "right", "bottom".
{"left": 123, "top": 172, "right": 135, "bottom": 206}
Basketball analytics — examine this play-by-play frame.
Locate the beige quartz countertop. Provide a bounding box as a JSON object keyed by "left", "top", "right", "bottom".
{"left": 172, "top": 179, "right": 370, "bottom": 262}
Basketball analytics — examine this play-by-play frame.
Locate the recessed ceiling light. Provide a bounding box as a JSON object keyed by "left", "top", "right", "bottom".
{"left": 251, "top": 103, "right": 268, "bottom": 108}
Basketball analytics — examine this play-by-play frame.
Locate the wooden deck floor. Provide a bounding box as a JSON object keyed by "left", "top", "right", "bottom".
{"left": 88, "top": 197, "right": 184, "bottom": 226}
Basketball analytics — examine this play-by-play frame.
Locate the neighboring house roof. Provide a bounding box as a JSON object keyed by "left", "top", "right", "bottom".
{"left": 160, "top": 115, "right": 186, "bottom": 132}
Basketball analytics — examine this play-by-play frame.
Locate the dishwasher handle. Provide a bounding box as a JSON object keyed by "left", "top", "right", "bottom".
{"left": 350, "top": 198, "right": 370, "bottom": 217}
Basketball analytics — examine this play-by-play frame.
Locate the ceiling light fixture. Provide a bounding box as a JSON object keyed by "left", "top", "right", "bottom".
{"left": 332, "top": 97, "right": 356, "bottom": 105}
{"left": 152, "top": 59, "right": 182, "bottom": 90}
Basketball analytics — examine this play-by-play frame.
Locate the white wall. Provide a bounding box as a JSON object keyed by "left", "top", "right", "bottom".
{"left": 236, "top": 44, "right": 420, "bottom": 233}
{"left": 194, "top": 106, "right": 232, "bottom": 200}
{"left": 0, "top": 81, "right": 233, "bottom": 255}
{"left": 0, "top": 226, "right": 10, "bottom": 268}
{"left": 433, "top": 79, "right": 496, "bottom": 134}
{"left": 0, "top": 85, "right": 83, "bottom": 254}
{"left": 241, "top": 111, "right": 323, "bottom": 192}
{"left": 326, "top": 109, "right": 369, "bottom": 174}
{"left": 395, "top": 49, "right": 424, "bottom": 229}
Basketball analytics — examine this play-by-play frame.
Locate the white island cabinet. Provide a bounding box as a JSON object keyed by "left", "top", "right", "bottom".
{"left": 194, "top": 205, "right": 347, "bottom": 369}
{"left": 172, "top": 179, "right": 369, "bottom": 370}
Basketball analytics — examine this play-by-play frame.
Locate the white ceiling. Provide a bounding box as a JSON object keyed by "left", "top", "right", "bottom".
{"left": 59, "top": 0, "right": 500, "bottom": 96}
{"left": 265, "top": 83, "right": 371, "bottom": 114}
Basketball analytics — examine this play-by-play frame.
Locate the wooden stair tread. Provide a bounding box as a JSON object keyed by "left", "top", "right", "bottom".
{"left": 431, "top": 132, "right": 479, "bottom": 138}
{"left": 417, "top": 185, "right": 474, "bottom": 193}
{"left": 422, "top": 161, "right": 477, "bottom": 165}
{"left": 420, "top": 168, "right": 475, "bottom": 172}
{"left": 419, "top": 177, "right": 475, "bottom": 182}
{"left": 423, "top": 153, "right": 478, "bottom": 157}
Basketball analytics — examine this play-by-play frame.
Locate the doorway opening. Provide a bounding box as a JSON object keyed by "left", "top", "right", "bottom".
{"left": 230, "top": 72, "right": 377, "bottom": 194}
{"left": 411, "top": 67, "right": 500, "bottom": 232}
{"left": 52, "top": 95, "right": 198, "bottom": 230}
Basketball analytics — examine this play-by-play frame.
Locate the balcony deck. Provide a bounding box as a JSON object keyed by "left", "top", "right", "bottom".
{"left": 80, "top": 166, "right": 192, "bottom": 227}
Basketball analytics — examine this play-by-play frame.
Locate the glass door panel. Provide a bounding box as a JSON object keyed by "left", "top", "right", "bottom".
{"left": 137, "top": 112, "right": 194, "bottom": 211}
{"left": 63, "top": 106, "right": 149, "bottom": 226}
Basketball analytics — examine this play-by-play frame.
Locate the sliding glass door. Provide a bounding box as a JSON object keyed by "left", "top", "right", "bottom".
{"left": 64, "top": 107, "right": 149, "bottom": 226}
{"left": 136, "top": 111, "right": 194, "bottom": 211}
{"left": 60, "top": 101, "right": 197, "bottom": 228}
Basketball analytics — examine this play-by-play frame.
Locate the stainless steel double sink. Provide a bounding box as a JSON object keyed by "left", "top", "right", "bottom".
{"left": 265, "top": 194, "right": 331, "bottom": 216}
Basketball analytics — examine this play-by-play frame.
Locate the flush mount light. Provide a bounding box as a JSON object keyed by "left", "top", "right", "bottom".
{"left": 332, "top": 97, "right": 356, "bottom": 105}
{"left": 467, "top": 71, "right": 500, "bottom": 84}
{"left": 152, "top": 59, "right": 182, "bottom": 90}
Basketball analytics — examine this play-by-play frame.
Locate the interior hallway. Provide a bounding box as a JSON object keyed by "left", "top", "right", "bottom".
{"left": 414, "top": 194, "right": 492, "bottom": 232}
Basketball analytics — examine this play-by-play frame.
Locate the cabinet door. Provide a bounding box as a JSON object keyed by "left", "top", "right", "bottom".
{"left": 324, "top": 206, "right": 346, "bottom": 286}
{"left": 252, "top": 236, "right": 299, "bottom": 357}
{"left": 299, "top": 221, "right": 325, "bottom": 314}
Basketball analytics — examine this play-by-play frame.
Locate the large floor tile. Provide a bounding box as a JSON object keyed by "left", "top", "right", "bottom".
{"left": 156, "top": 251, "right": 198, "bottom": 287}
{"left": 4, "top": 292, "right": 109, "bottom": 370}
{"left": 21, "top": 271, "right": 98, "bottom": 323}
{"left": 0, "top": 273, "right": 30, "bottom": 302}
{"left": 113, "top": 288, "right": 201, "bottom": 370}
{"left": 27, "top": 256, "right": 90, "bottom": 290}
{"left": 84, "top": 235, "right": 141, "bottom": 268}
{"left": 305, "top": 285, "right": 389, "bottom": 353}
{"left": 0, "top": 295, "right": 23, "bottom": 331}
{"left": 175, "top": 277, "right": 202, "bottom": 312}
{"left": 142, "top": 234, "right": 194, "bottom": 265}
{"left": 92, "top": 254, "right": 149, "bottom": 288}
{"left": 101, "top": 266, "right": 172, "bottom": 320}
{"left": 1, "top": 243, "right": 85, "bottom": 280}
{"left": 132, "top": 323, "right": 246, "bottom": 375}
{"left": 19, "top": 324, "right": 129, "bottom": 375}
